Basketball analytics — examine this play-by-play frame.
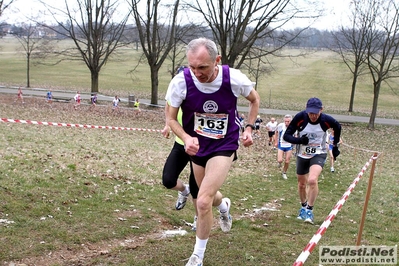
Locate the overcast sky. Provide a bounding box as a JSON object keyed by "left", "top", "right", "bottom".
{"left": 314, "top": 0, "right": 350, "bottom": 30}
{"left": 2, "top": 0, "right": 350, "bottom": 31}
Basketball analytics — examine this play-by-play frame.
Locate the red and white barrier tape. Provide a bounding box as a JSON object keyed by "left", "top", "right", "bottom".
{"left": 292, "top": 154, "right": 378, "bottom": 266}
{"left": 1, "top": 118, "right": 162, "bottom": 133}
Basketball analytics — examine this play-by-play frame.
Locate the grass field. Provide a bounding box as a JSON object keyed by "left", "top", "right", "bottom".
{"left": 0, "top": 94, "right": 398, "bottom": 265}
{"left": 1, "top": 36, "right": 399, "bottom": 119}
{"left": 1, "top": 36, "right": 399, "bottom": 265}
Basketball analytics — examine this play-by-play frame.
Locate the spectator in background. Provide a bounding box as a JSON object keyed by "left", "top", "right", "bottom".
{"left": 254, "top": 115, "right": 263, "bottom": 137}
{"left": 112, "top": 95, "right": 120, "bottom": 112}
{"left": 161, "top": 103, "right": 199, "bottom": 231}
{"left": 15, "top": 87, "right": 24, "bottom": 104}
{"left": 74, "top": 91, "right": 81, "bottom": 110}
{"left": 134, "top": 98, "right": 141, "bottom": 113}
{"left": 175, "top": 65, "right": 186, "bottom": 76}
{"left": 266, "top": 117, "right": 278, "bottom": 147}
{"left": 90, "top": 93, "right": 97, "bottom": 109}
{"left": 275, "top": 114, "right": 294, "bottom": 179}
{"left": 112, "top": 95, "right": 121, "bottom": 112}
{"left": 160, "top": 63, "right": 198, "bottom": 227}
{"left": 46, "top": 89, "right": 53, "bottom": 104}
{"left": 239, "top": 113, "right": 245, "bottom": 132}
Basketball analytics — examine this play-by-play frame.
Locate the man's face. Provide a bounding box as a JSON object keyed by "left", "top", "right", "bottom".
{"left": 284, "top": 118, "right": 291, "bottom": 126}
{"left": 307, "top": 111, "right": 321, "bottom": 122}
{"left": 187, "top": 46, "right": 220, "bottom": 83}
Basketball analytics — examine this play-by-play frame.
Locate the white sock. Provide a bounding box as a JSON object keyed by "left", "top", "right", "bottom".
{"left": 182, "top": 185, "right": 190, "bottom": 195}
{"left": 218, "top": 198, "right": 228, "bottom": 213}
{"left": 193, "top": 236, "right": 208, "bottom": 259}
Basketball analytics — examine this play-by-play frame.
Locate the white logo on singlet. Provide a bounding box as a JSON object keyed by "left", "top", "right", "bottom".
{"left": 203, "top": 100, "right": 218, "bottom": 113}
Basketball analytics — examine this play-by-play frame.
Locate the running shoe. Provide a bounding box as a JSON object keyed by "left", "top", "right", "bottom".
{"left": 175, "top": 185, "right": 190, "bottom": 210}
{"left": 282, "top": 172, "right": 288, "bottom": 179}
{"left": 330, "top": 167, "right": 335, "bottom": 172}
{"left": 219, "top": 198, "right": 232, "bottom": 232}
{"left": 304, "top": 209, "right": 314, "bottom": 224}
{"left": 186, "top": 254, "right": 203, "bottom": 266}
{"left": 297, "top": 207, "right": 306, "bottom": 220}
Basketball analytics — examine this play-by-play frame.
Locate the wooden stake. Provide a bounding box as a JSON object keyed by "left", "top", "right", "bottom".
{"left": 356, "top": 153, "right": 379, "bottom": 246}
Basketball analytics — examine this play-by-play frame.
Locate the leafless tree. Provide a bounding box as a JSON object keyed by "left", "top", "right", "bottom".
{"left": 0, "top": 0, "right": 14, "bottom": 17}
{"left": 183, "top": 0, "right": 321, "bottom": 68}
{"left": 128, "top": 0, "right": 180, "bottom": 105}
{"left": 12, "top": 22, "right": 54, "bottom": 87}
{"left": 331, "top": 0, "right": 372, "bottom": 113}
{"left": 40, "top": 0, "right": 131, "bottom": 93}
{"left": 167, "top": 23, "right": 200, "bottom": 79}
{"left": 363, "top": 0, "right": 399, "bottom": 129}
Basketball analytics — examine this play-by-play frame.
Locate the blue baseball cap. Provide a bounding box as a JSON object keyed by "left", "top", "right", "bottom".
{"left": 306, "top": 97, "right": 323, "bottom": 113}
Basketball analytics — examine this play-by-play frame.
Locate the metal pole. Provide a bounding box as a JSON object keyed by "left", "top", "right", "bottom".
{"left": 356, "top": 152, "right": 379, "bottom": 246}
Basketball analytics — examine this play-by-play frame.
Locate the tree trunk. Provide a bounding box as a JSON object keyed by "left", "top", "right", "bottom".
{"left": 91, "top": 70, "right": 99, "bottom": 93}
{"left": 368, "top": 82, "right": 381, "bottom": 130}
{"left": 150, "top": 67, "right": 159, "bottom": 106}
{"left": 26, "top": 52, "right": 30, "bottom": 88}
{"left": 348, "top": 66, "right": 359, "bottom": 112}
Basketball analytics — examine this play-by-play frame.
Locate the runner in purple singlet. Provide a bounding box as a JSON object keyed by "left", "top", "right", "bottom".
{"left": 166, "top": 38, "right": 260, "bottom": 266}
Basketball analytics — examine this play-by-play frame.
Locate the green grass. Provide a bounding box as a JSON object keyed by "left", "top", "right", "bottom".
{"left": 1, "top": 37, "right": 399, "bottom": 265}
{"left": 1, "top": 36, "right": 399, "bottom": 119}
{"left": 0, "top": 96, "right": 398, "bottom": 265}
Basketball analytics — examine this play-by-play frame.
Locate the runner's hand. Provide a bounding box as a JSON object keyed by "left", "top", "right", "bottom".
{"left": 300, "top": 134, "right": 309, "bottom": 145}
{"left": 184, "top": 137, "right": 199, "bottom": 156}
{"left": 161, "top": 125, "right": 170, "bottom": 138}
{"left": 332, "top": 146, "right": 340, "bottom": 161}
{"left": 241, "top": 131, "right": 253, "bottom": 147}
